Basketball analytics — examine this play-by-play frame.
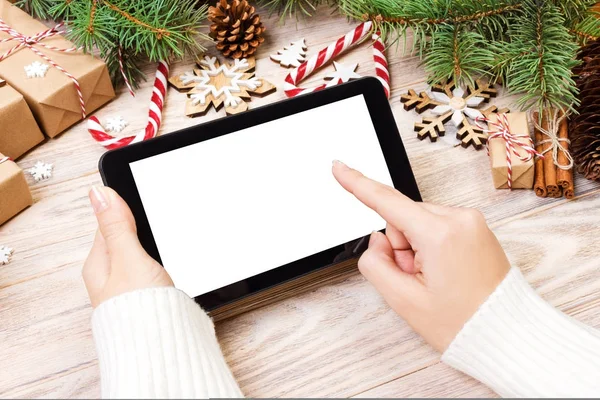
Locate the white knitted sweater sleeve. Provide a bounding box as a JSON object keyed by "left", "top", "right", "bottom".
{"left": 442, "top": 267, "right": 600, "bottom": 397}
{"left": 91, "top": 286, "right": 243, "bottom": 399}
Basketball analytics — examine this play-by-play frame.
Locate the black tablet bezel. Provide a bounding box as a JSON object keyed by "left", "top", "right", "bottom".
{"left": 99, "top": 77, "right": 421, "bottom": 311}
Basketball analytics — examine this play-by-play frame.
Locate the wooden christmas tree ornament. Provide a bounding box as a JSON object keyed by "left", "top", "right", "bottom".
{"left": 208, "top": 0, "right": 265, "bottom": 59}
{"left": 400, "top": 80, "right": 502, "bottom": 150}
{"left": 169, "top": 56, "right": 276, "bottom": 117}
{"left": 270, "top": 39, "right": 307, "bottom": 68}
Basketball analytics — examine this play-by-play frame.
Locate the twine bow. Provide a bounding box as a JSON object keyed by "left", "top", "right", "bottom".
{"left": 0, "top": 19, "right": 86, "bottom": 118}
{"left": 476, "top": 113, "right": 543, "bottom": 190}
{"left": 533, "top": 110, "right": 574, "bottom": 171}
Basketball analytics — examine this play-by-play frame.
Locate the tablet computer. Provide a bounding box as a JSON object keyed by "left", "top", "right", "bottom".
{"left": 99, "top": 77, "right": 421, "bottom": 319}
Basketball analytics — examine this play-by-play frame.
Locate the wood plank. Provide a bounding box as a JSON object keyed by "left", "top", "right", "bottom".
{"left": 353, "top": 362, "right": 498, "bottom": 398}
{"left": 217, "top": 191, "right": 600, "bottom": 397}
{"left": 1, "top": 5, "right": 600, "bottom": 398}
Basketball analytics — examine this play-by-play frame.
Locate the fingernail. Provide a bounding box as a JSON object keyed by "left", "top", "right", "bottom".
{"left": 90, "top": 185, "right": 109, "bottom": 213}
{"left": 369, "top": 230, "right": 378, "bottom": 245}
{"left": 333, "top": 160, "right": 348, "bottom": 169}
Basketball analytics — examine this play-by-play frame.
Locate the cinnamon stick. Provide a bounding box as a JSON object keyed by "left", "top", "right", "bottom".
{"left": 533, "top": 112, "right": 547, "bottom": 198}
{"left": 552, "top": 187, "right": 563, "bottom": 198}
{"left": 556, "top": 116, "right": 575, "bottom": 199}
{"left": 541, "top": 110, "right": 559, "bottom": 195}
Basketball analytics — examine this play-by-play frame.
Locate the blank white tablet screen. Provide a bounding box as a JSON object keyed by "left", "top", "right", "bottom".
{"left": 130, "top": 94, "right": 394, "bottom": 298}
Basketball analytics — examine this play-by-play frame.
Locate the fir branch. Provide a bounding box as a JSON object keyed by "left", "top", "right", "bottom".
{"left": 337, "top": 0, "right": 521, "bottom": 45}
{"left": 501, "top": 0, "right": 580, "bottom": 113}
{"left": 554, "top": 0, "right": 597, "bottom": 27}
{"left": 258, "top": 0, "right": 323, "bottom": 20}
{"left": 424, "top": 25, "right": 494, "bottom": 87}
{"left": 13, "top": 0, "right": 56, "bottom": 19}
{"left": 570, "top": 13, "right": 600, "bottom": 43}
{"left": 15, "top": 0, "right": 209, "bottom": 89}
{"left": 361, "top": 3, "right": 521, "bottom": 26}
{"left": 106, "top": 45, "right": 146, "bottom": 89}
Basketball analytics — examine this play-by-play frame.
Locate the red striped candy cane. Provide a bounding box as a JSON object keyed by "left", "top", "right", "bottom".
{"left": 372, "top": 32, "right": 390, "bottom": 98}
{"left": 284, "top": 21, "right": 390, "bottom": 99}
{"left": 88, "top": 61, "right": 168, "bottom": 150}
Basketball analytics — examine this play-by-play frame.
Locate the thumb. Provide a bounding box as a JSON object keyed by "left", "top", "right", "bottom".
{"left": 359, "top": 231, "right": 423, "bottom": 306}
{"left": 89, "top": 185, "right": 146, "bottom": 261}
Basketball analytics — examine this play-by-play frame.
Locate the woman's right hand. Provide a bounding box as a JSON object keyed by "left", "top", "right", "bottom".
{"left": 332, "top": 160, "right": 511, "bottom": 353}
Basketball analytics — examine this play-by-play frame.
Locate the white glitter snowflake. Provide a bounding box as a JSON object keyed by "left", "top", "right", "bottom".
{"left": 104, "top": 116, "right": 128, "bottom": 133}
{"left": 24, "top": 61, "right": 49, "bottom": 78}
{"left": 27, "top": 161, "right": 53, "bottom": 182}
{"left": 430, "top": 87, "right": 485, "bottom": 127}
{"left": 180, "top": 57, "right": 262, "bottom": 108}
{"left": 0, "top": 246, "right": 13, "bottom": 265}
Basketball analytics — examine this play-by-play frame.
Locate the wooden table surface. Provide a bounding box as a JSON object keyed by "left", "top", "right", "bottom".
{"left": 2, "top": 8, "right": 600, "bottom": 398}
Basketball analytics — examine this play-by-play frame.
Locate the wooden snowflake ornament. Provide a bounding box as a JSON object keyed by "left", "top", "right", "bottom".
{"left": 401, "top": 80, "right": 504, "bottom": 149}
{"left": 270, "top": 39, "right": 307, "bottom": 68}
{"left": 169, "top": 56, "right": 276, "bottom": 117}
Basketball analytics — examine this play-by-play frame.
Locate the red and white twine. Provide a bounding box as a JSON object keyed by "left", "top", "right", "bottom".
{"left": 0, "top": 19, "right": 86, "bottom": 118}
{"left": 476, "top": 114, "right": 542, "bottom": 190}
{"left": 0, "top": 156, "right": 11, "bottom": 165}
{"left": 88, "top": 61, "right": 168, "bottom": 150}
{"left": 118, "top": 46, "right": 135, "bottom": 97}
{"left": 284, "top": 21, "right": 390, "bottom": 98}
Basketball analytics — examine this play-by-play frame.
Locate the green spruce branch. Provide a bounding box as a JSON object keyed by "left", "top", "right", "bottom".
{"left": 424, "top": 24, "right": 494, "bottom": 87}
{"left": 15, "top": 0, "right": 209, "bottom": 89}
{"left": 258, "top": 0, "right": 324, "bottom": 20}
{"left": 498, "top": 0, "right": 580, "bottom": 113}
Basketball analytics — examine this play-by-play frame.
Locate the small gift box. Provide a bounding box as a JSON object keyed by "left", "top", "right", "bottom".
{"left": 0, "top": 153, "right": 32, "bottom": 225}
{"left": 0, "top": 0, "right": 115, "bottom": 137}
{"left": 0, "top": 79, "right": 44, "bottom": 159}
{"left": 487, "top": 112, "right": 536, "bottom": 190}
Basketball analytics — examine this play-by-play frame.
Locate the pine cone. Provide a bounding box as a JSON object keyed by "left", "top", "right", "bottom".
{"left": 570, "top": 39, "right": 600, "bottom": 182}
{"left": 208, "top": 0, "right": 265, "bottom": 59}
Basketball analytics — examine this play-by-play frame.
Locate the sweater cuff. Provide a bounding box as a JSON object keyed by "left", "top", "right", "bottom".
{"left": 442, "top": 267, "right": 600, "bottom": 398}
{"left": 92, "top": 287, "right": 243, "bottom": 399}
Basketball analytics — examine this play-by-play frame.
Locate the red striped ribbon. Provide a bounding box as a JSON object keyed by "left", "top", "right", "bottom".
{"left": 118, "top": 46, "right": 135, "bottom": 97}
{"left": 0, "top": 19, "right": 86, "bottom": 118}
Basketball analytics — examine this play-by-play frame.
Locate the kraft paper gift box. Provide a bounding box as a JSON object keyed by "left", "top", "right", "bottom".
{"left": 0, "top": 79, "right": 44, "bottom": 159}
{"left": 0, "top": 152, "right": 32, "bottom": 225}
{"left": 0, "top": 0, "right": 115, "bottom": 137}
{"left": 488, "top": 112, "right": 535, "bottom": 190}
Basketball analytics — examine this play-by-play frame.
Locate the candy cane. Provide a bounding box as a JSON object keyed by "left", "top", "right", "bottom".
{"left": 284, "top": 21, "right": 390, "bottom": 99}
{"left": 88, "top": 61, "right": 168, "bottom": 150}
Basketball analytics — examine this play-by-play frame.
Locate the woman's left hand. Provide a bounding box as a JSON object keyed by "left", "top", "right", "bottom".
{"left": 83, "top": 186, "right": 173, "bottom": 308}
